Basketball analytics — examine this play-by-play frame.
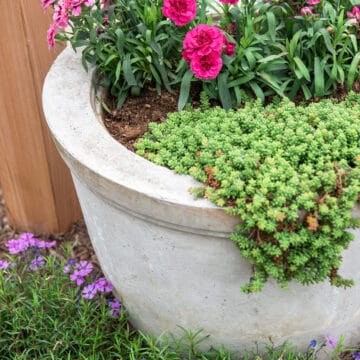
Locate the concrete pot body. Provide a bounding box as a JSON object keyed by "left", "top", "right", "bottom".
{"left": 43, "top": 47, "right": 360, "bottom": 352}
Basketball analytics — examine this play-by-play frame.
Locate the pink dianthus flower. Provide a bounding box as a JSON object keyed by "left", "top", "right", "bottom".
{"left": 84, "top": 0, "right": 95, "bottom": 6}
{"left": 53, "top": 3, "right": 69, "bottom": 29}
{"left": 190, "top": 52, "right": 223, "bottom": 80}
{"left": 70, "top": 1, "right": 83, "bottom": 16}
{"left": 41, "top": 0, "right": 56, "bottom": 10}
{"left": 300, "top": 6, "right": 313, "bottom": 15}
{"left": 225, "top": 40, "right": 236, "bottom": 56}
{"left": 100, "top": 0, "right": 112, "bottom": 9}
{"left": 219, "top": 0, "right": 239, "bottom": 4}
{"left": 183, "top": 24, "right": 225, "bottom": 59}
{"left": 162, "top": 0, "right": 196, "bottom": 26}
{"left": 347, "top": 6, "right": 360, "bottom": 23}
{"left": 307, "top": 0, "right": 321, "bottom": 5}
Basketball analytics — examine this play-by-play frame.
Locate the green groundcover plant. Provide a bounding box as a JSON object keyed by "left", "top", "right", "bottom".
{"left": 1, "top": 233, "right": 359, "bottom": 359}
{"left": 136, "top": 93, "right": 360, "bottom": 292}
{"left": 43, "top": 0, "right": 360, "bottom": 109}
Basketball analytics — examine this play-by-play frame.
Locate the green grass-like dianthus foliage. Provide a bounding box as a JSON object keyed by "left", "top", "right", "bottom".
{"left": 136, "top": 92, "right": 360, "bottom": 293}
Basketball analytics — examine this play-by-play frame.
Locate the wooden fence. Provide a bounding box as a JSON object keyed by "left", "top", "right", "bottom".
{"left": 0, "top": 0, "right": 82, "bottom": 233}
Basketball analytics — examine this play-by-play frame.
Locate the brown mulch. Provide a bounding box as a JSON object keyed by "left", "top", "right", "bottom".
{"left": 0, "top": 187, "right": 99, "bottom": 271}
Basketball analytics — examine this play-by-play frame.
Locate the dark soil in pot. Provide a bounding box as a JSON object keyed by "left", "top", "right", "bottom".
{"left": 102, "top": 80, "right": 360, "bottom": 152}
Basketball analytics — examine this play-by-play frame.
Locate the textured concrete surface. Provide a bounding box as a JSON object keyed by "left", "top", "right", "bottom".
{"left": 43, "top": 47, "right": 360, "bottom": 353}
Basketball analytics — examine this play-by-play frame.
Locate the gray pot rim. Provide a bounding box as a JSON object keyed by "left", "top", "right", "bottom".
{"left": 42, "top": 47, "right": 239, "bottom": 236}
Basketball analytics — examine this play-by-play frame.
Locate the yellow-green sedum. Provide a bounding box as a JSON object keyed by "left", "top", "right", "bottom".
{"left": 136, "top": 93, "right": 360, "bottom": 292}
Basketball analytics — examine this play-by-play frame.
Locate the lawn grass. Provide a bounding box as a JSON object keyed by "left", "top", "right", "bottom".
{"left": 0, "top": 234, "right": 358, "bottom": 360}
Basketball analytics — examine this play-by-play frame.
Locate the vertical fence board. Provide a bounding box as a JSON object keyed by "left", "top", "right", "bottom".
{"left": 0, "top": 0, "right": 82, "bottom": 232}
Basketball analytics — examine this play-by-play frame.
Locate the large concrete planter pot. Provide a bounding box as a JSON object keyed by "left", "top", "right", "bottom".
{"left": 43, "top": 47, "right": 360, "bottom": 352}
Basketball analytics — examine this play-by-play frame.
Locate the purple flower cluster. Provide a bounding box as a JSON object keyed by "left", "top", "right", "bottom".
{"left": 69, "top": 260, "right": 94, "bottom": 286}
{"left": 308, "top": 336, "right": 360, "bottom": 359}
{"left": 5, "top": 233, "right": 56, "bottom": 255}
{"left": 63, "top": 258, "right": 120, "bottom": 316}
{"left": 29, "top": 256, "right": 46, "bottom": 271}
{"left": 325, "top": 335, "right": 339, "bottom": 350}
{"left": 4, "top": 233, "right": 56, "bottom": 272}
{"left": 3, "top": 232, "right": 121, "bottom": 318}
{"left": 80, "top": 277, "right": 113, "bottom": 299}
{"left": 0, "top": 260, "right": 14, "bottom": 271}
{"left": 108, "top": 299, "right": 121, "bottom": 317}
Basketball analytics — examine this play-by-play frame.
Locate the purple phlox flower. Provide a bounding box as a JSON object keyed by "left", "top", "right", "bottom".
{"left": 46, "top": 240, "right": 57, "bottom": 248}
{"left": 5, "top": 238, "right": 30, "bottom": 255}
{"left": 63, "top": 258, "right": 77, "bottom": 274}
{"left": 29, "top": 256, "right": 45, "bottom": 271}
{"left": 63, "top": 264, "right": 72, "bottom": 274}
{"left": 0, "top": 260, "right": 14, "bottom": 270}
{"left": 108, "top": 298, "right": 121, "bottom": 316}
{"left": 353, "top": 352, "right": 360, "bottom": 360}
{"left": 5, "top": 233, "right": 56, "bottom": 255}
{"left": 109, "top": 308, "right": 120, "bottom": 317}
{"left": 81, "top": 283, "right": 98, "bottom": 299}
{"left": 5, "top": 232, "right": 36, "bottom": 254}
{"left": 20, "top": 232, "right": 37, "bottom": 246}
{"left": 325, "top": 335, "right": 339, "bottom": 350}
{"left": 310, "top": 339, "right": 317, "bottom": 348}
{"left": 67, "top": 258, "right": 78, "bottom": 266}
{"left": 94, "top": 277, "right": 113, "bottom": 292}
{"left": 70, "top": 270, "right": 86, "bottom": 286}
{"left": 108, "top": 298, "right": 121, "bottom": 309}
{"left": 75, "top": 260, "right": 93, "bottom": 276}
{"left": 36, "top": 240, "right": 57, "bottom": 249}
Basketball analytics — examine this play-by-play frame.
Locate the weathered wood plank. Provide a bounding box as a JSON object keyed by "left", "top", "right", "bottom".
{"left": 0, "top": 0, "right": 82, "bottom": 232}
